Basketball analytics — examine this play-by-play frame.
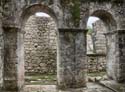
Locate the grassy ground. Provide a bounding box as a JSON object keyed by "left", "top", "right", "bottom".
{"left": 87, "top": 71, "right": 106, "bottom": 77}
{"left": 25, "top": 71, "right": 106, "bottom": 85}
{"left": 25, "top": 74, "right": 56, "bottom": 85}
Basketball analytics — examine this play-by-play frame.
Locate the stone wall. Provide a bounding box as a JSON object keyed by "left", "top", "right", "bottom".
{"left": 87, "top": 54, "right": 106, "bottom": 73}
{"left": 118, "top": 30, "right": 125, "bottom": 82}
{"left": 24, "top": 15, "right": 57, "bottom": 74}
{"left": 92, "top": 20, "right": 107, "bottom": 54}
{"left": 106, "top": 30, "right": 125, "bottom": 82}
{"left": 24, "top": 17, "right": 107, "bottom": 74}
{"left": 87, "top": 20, "right": 107, "bottom": 72}
{"left": 87, "top": 34, "right": 94, "bottom": 54}
{"left": 57, "top": 29, "right": 87, "bottom": 89}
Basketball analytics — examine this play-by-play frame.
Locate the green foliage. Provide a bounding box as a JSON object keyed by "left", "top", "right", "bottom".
{"left": 60, "top": 0, "right": 80, "bottom": 27}
{"left": 70, "top": 0, "right": 80, "bottom": 27}
{"left": 87, "top": 26, "right": 93, "bottom": 35}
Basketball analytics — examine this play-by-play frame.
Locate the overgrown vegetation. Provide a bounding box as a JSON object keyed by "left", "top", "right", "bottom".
{"left": 70, "top": 0, "right": 80, "bottom": 27}
{"left": 60, "top": 0, "right": 80, "bottom": 27}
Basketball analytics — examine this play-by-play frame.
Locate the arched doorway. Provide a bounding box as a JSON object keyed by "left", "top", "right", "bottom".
{"left": 87, "top": 10, "right": 117, "bottom": 82}
{"left": 19, "top": 4, "right": 58, "bottom": 91}
{"left": 24, "top": 13, "right": 57, "bottom": 85}
{"left": 87, "top": 16, "right": 107, "bottom": 77}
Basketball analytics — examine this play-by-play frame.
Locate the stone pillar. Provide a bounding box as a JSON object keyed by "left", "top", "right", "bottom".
{"left": 0, "top": 19, "right": 4, "bottom": 91}
{"left": 57, "top": 29, "right": 87, "bottom": 90}
{"left": 105, "top": 30, "right": 125, "bottom": 82}
{"left": 3, "top": 27, "right": 24, "bottom": 92}
{"left": 116, "top": 30, "right": 125, "bottom": 82}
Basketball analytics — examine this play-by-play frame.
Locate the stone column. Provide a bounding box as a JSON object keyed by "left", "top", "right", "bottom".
{"left": 3, "top": 27, "right": 24, "bottom": 92}
{"left": 0, "top": 19, "right": 3, "bottom": 91}
{"left": 105, "top": 30, "right": 125, "bottom": 82}
{"left": 57, "top": 29, "right": 87, "bottom": 90}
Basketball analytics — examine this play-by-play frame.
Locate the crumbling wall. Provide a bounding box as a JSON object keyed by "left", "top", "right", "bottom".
{"left": 24, "top": 16, "right": 57, "bottom": 74}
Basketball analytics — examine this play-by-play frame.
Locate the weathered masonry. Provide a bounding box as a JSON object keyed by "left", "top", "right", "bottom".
{"left": 0, "top": 0, "right": 125, "bottom": 92}
{"left": 24, "top": 16, "right": 57, "bottom": 75}
{"left": 87, "top": 20, "right": 107, "bottom": 72}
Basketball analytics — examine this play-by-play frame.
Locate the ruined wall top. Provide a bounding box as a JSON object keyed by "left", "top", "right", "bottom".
{"left": 1, "top": 0, "right": 125, "bottom": 29}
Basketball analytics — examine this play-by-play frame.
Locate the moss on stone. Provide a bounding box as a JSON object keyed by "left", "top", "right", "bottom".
{"left": 60, "top": 0, "right": 80, "bottom": 27}
{"left": 70, "top": 0, "right": 80, "bottom": 27}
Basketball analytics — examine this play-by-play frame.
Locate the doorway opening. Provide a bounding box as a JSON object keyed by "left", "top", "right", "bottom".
{"left": 24, "top": 12, "right": 57, "bottom": 85}
{"left": 87, "top": 16, "right": 107, "bottom": 80}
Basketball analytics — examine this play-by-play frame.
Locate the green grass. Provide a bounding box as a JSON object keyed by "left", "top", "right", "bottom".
{"left": 88, "top": 71, "right": 106, "bottom": 77}
{"left": 25, "top": 72, "right": 106, "bottom": 85}
{"left": 25, "top": 74, "right": 56, "bottom": 85}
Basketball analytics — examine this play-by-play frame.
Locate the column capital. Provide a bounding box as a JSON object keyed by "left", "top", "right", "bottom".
{"left": 2, "top": 26, "right": 25, "bottom": 34}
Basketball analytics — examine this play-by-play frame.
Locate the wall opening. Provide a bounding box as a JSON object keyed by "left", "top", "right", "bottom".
{"left": 24, "top": 12, "right": 57, "bottom": 85}
{"left": 87, "top": 16, "right": 107, "bottom": 80}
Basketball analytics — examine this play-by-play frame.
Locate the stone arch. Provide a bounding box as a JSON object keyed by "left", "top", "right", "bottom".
{"left": 16, "top": 3, "right": 58, "bottom": 89}
{"left": 20, "top": 3, "right": 58, "bottom": 29}
{"left": 89, "top": 10, "right": 117, "bottom": 31}
{"left": 87, "top": 10, "right": 118, "bottom": 81}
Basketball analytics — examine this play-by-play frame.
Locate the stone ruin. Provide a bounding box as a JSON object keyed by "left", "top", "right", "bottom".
{"left": 24, "top": 16, "right": 107, "bottom": 75}
{"left": 0, "top": 0, "right": 125, "bottom": 92}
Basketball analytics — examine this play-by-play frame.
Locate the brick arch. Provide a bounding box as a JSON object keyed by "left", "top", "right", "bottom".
{"left": 20, "top": 3, "right": 58, "bottom": 28}
{"left": 90, "top": 10, "right": 117, "bottom": 31}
